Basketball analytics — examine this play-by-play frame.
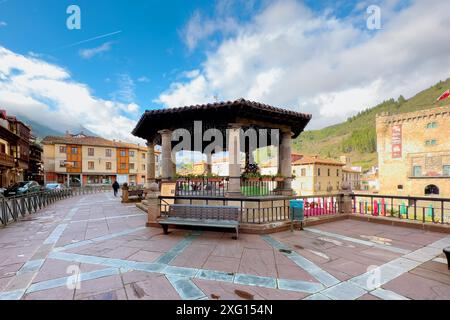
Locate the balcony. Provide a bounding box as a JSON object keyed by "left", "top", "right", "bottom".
{"left": 0, "top": 152, "right": 15, "bottom": 167}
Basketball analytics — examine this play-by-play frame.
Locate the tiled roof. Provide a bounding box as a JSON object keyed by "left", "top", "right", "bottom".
{"left": 142, "top": 98, "right": 312, "bottom": 119}
{"left": 132, "top": 98, "right": 312, "bottom": 141}
{"left": 41, "top": 135, "right": 149, "bottom": 151}
{"left": 292, "top": 155, "right": 344, "bottom": 166}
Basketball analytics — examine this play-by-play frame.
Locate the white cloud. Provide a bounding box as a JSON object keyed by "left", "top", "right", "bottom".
{"left": 0, "top": 46, "right": 143, "bottom": 143}
{"left": 160, "top": 0, "right": 450, "bottom": 129}
{"left": 79, "top": 42, "right": 113, "bottom": 59}
{"left": 0, "top": 21, "right": 6, "bottom": 27}
{"left": 114, "top": 74, "right": 136, "bottom": 103}
{"left": 137, "top": 76, "right": 150, "bottom": 83}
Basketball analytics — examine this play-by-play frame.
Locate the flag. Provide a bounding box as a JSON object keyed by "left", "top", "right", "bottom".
{"left": 437, "top": 90, "right": 450, "bottom": 101}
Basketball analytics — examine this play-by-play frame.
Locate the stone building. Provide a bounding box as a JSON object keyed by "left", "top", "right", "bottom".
{"left": 291, "top": 155, "right": 344, "bottom": 196}
{"left": 376, "top": 105, "right": 450, "bottom": 197}
{"left": 0, "top": 110, "right": 32, "bottom": 187}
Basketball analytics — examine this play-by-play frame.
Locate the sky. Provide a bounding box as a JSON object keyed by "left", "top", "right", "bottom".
{"left": 0, "top": 0, "right": 449, "bottom": 144}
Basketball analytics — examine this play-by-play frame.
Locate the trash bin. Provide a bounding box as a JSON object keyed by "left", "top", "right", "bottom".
{"left": 290, "top": 200, "right": 304, "bottom": 221}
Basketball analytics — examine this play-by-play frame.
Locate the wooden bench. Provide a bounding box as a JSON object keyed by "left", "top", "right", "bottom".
{"left": 159, "top": 204, "right": 240, "bottom": 239}
{"left": 128, "top": 189, "right": 144, "bottom": 200}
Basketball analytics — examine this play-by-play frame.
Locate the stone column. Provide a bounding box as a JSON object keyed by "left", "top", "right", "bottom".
{"left": 159, "top": 129, "right": 174, "bottom": 181}
{"left": 226, "top": 124, "right": 242, "bottom": 196}
{"left": 146, "top": 141, "right": 156, "bottom": 187}
{"left": 206, "top": 152, "right": 213, "bottom": 175}
{"left": 146, "top": 184, "right": 161, "bottom": 227}
{"left": 278, "top": 130, "right": 293, "bottom": 195}
{"left": 338, "top": 191, "right": 354, "bottom": 214}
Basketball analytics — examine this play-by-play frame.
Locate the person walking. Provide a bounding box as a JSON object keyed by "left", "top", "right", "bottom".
{"left": 112, "top": 180, "right": 120, "bottom": 197}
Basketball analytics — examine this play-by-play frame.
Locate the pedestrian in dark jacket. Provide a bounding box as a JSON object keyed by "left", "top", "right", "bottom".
{"left": 112, "top": 181, "right": 120, "bottom": 197}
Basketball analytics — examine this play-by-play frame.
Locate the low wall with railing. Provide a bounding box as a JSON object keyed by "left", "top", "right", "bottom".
{"left": 352, "top": 193, "right": 450, "bottom": 224}
{"left": 0, "top": 186, "right": 109, "bottom": 226}
{"left": 159, "top": 194, "right": 341, "bottom": 224}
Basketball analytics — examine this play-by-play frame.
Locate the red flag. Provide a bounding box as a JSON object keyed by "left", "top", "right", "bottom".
{"left": 437, "top": 90, "right": 450, "bottom": 101}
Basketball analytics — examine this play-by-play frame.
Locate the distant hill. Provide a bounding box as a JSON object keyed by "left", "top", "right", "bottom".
{"left": 293, "top": 78, "right": 450, "bottom": 171}
{"left": 17, "top": 116, "right": 98, "bottom": 142}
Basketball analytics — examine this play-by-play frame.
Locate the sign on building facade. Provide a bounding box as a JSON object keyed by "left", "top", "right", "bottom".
{"left": 391, "top": 124, "right": 402, "bottom": 158}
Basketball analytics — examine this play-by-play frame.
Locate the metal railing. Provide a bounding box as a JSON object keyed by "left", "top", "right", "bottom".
{"left": 174, "top": 177, "right": 287, "bottom": 197}
{"left": 176, "top": 177, "right": 229, "bottom": 197}
{"left": 240, "top": 179, "right": 285, "bottom": 197}
{"left": 159, "top": 194, "right": 341, "bottom": 224}
{"left": 352, "top": 193, "right": 450, "bottom": 224}
{"left": 0, "top": 186, "right": 109, "bottom": 226}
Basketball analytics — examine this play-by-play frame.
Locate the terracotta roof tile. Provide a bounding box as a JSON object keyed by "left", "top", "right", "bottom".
{"left": 292, "top": 155, "right": 344, "bottom": 166}
{"left": 41, "top": 135, "right": 149, "bottom": 151}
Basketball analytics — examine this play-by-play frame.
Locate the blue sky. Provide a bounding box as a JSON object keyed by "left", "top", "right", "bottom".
{"left": 0, "top": 0, "right": 449, "bottom": 142}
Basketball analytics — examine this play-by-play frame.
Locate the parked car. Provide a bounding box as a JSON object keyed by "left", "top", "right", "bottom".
{"left": 68, "top": 178, "right": 81, "bottom": 188}
{"left": 3, "top": 181, "right": 42, "bottom": 197}
{"left": 45, "top": 183, "right": 67, "bottom": 191}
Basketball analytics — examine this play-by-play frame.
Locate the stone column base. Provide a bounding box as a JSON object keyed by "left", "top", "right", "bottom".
{"left": 146, "top": 191, "right": 161, "bottom": 227}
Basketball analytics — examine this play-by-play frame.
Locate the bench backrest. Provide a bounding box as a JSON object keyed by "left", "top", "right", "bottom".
{"left": 128, "top": 190, "right": 143, "bottom": 196}
{"left": 168, "top": 204, "right": 240, "bottom": 221}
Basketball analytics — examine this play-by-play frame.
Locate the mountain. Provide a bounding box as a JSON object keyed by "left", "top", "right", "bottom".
{"left": 17, "top": 116, "right": 98, "bottom": 141}
{"left": 293, "top": 78, "right": 450, "bottom": 171}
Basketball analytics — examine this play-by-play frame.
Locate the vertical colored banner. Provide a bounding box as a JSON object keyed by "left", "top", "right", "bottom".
{"left": 391, "top": 124, "right": 402, "bottom": 158}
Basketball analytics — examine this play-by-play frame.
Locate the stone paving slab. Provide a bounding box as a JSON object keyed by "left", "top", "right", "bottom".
{"left": 0, "top": 192, "right": 448, "bottom": 300}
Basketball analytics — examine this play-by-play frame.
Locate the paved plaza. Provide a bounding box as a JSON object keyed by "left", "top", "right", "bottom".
{"left": 0, "top": 192, "right": 448, "bottom": 300}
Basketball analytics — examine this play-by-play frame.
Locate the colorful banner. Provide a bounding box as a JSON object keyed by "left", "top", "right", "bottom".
{"left": 391, "top": 124, "right": 402, "bottom": 159}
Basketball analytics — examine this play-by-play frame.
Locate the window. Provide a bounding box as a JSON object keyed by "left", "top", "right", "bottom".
{"left": 426, "top": 122, "right": 438, "bottom": 129}
{"left": 88, "top": 148, "right": 94, "bottom": 156}
{"left": 129, "top": 163, "right": 135, "bottom": 170}
{"left": 59, "top": 146, "right": 66, "bottom": 153}
{"left": 318, "top": 168, "right": 321, "bottom": 176}
{"left": 397, "top": 185, "right": 403, "bottom": 190}
{"left": 88, "top": 161, "right": 94, "bottom": 170}
{"left": 120, "top": 163, "right": 126, "bottom": 169}
{"left": 106, "top": 162, "right": 112, "bottom": 170}
{"left": 106, "top": 149, "right": 112, "bottom": 157}
{"left": 337, "top": 169, "right": 339, "bottom": 177}
{"left": 71, "top": 161, "right": 80, "bottom": 168}
{"left": 142, "top": 153, "right": 146, "bottom": 159}
{"left": 142, "top": 164, "right": 146, "bottom": 171}
{"left": 120, "top": 150, "right": 126, "bottom": 157}
{"left": 129, "top": 151, "right": 135, "bottom": 157}
{"left": 425, "top": 139, "right": 437, "bottom": 146}
{"left": 425, "top": 184, "right": 439, "bottom": 195}
{"left": 412, "top": 166, "right": 422, "bottom": 177}
{"left": 71, "top": 147, "right": 78, "bottom": 154}
{"left": 301, "top": 168, "right": 306, "bottom": 176}
{"left": 59, "top": 160, "right": 66, "bottom": 168}
{"left": 444, "top": 165, "right": 450, "bottom": 176}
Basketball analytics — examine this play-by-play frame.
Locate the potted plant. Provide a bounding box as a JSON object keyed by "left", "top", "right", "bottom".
{"left": 260, "top": 175, "right": 273, "bottom": 182}
{"left": 274, "top": 174, "right": 285, "bottom": 182}
{"left": 174, "top": 174, "right": 187, "bottom": 182}
{"left": 189, "top": 174, "right": 204, "bottom": 183}
{"left": 242, "top": 172, "right": 261, "bottom": 182}
{"left": 205, "top": 173, "right": 222, "bottom": 182}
